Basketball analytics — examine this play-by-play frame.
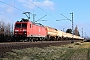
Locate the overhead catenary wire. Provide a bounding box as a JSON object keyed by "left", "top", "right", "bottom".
{"left": 0, "top": 0, "right": 56, "bottom": 19}
{"left": 0, "top": 1, "right": 24, "bottom": 12}
{"left": 27, "top": 0, "right": 56, "bottom": 19}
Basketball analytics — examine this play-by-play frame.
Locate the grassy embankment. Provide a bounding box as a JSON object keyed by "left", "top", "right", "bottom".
{"left": 0, "top": 42, "right": 90, "bottom": 60}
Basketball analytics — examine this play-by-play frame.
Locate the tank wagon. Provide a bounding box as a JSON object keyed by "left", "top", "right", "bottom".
{"left": 45, "top": 26, "right": 59, "bottom": 41}
{"left": 13, "top": 18, "right": 84, "bottom": 42}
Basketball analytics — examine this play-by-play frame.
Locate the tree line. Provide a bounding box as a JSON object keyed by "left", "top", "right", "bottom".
{"left": 0, "top": 20, "right": 13, "bottom": 36}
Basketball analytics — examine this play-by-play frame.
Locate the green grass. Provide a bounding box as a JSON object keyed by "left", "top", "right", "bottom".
{"left": 0, "top": 42, "right": 90, "bottom": 60}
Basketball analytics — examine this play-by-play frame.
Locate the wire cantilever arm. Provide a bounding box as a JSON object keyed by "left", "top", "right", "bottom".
{"left": 61, "top": 14, "right": 72, "bottom": 21}
{"left": 35, "top": 15, "right": 47, "bottom": 22}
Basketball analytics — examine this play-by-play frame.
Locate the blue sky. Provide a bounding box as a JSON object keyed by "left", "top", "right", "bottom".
{"left": 0, "top": 0, "right": 90, "bottom": 38}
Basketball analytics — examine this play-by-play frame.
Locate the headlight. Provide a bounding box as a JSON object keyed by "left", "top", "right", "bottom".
{"left": 24, "top": 33, "right": 27, "bottom": 34}
{"left": 15, "top": 33, "right": 17, "bottom": 34}
{"left": 15, "top": 30, "right": 19, "bottom": 32}
{"left": 23, "top": 30, "right": 27, "bottom": 31}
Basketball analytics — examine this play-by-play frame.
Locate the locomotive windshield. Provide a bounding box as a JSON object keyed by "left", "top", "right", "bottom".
{"left": 22, "top": 24, "right": 27, "bottom": 28}
{"left": 15, "top": 23, "right": 27, "bottom": 28}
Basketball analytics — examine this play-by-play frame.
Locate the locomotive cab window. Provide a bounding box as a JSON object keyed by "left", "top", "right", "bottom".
{"left": 15, "top": 23, "right": 27, "bottom": 28}
{"left": 15, "top": 24, "right": 21, "bottom": 28}
{"left": 22, "top": 24, "right": 27, "bottom": 28}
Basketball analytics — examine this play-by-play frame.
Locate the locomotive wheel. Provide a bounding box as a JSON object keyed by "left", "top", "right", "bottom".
{"left": 46, "top": 35, "right": 50, "bottom": 41}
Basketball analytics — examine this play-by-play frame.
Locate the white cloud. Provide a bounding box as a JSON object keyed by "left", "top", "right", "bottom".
{"left": 17, "top": 0, "right": 55, "bottom": 10}
{"left": 42, "top": 0, "right": 55, "bottom": 10}
{"left": 0, "top": 2, "right": 15, "bottom": 13}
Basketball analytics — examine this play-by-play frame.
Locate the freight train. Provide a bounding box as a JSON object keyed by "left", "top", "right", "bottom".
{"left": 13, "top": 18, "right": 84, "bottom": 42}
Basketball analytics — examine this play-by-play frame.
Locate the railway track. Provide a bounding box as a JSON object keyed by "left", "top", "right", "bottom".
{"left": 0, "top": 41, "right": 72, "bottom": 58}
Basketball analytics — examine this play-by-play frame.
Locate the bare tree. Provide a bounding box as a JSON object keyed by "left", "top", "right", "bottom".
{"left": 4, "top": 23, "right": 11, "bottom": 35}
{"left": 74, "top": 25, "right": 80, "bottom": 36}
{"left": 0, "top": 20, "right": 5, "bottom": 34}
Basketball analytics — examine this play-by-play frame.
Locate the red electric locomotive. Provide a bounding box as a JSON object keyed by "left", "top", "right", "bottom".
{"left": 14, "top": 18, "right": 47, "bottom": 42}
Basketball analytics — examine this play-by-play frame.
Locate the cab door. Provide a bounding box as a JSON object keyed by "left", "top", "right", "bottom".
{"left": 27, "top": 23, "right": 32, "bottom": 37}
